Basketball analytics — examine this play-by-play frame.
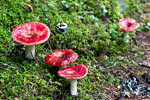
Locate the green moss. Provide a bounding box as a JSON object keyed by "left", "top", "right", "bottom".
{"left": 0, "top": 0, "right": 146, "bottom": 99}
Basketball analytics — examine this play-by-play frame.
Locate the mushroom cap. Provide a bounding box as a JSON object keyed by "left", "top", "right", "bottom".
{"left": 12, "top": 22, "right": 50, "bottom": 45}
{"left": 45, "top": 49, "right": 78, "bottom": 66}
{"left": 119, "top": 18, "right": 140, "bottom": 32}
{"left": 58, "top": 64, "right": 88, "bottom": 79}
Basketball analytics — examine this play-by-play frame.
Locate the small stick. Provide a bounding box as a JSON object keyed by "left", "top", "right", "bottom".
{"left": 37, "top": 2, "right": 51, "bottom": 29}
{"left": 0, "top": 62, "right": 17, "bottom": 69}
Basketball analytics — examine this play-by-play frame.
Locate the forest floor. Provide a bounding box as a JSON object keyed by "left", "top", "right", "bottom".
{"left": 0, "top": 0, "right": 150, "bottom": 100}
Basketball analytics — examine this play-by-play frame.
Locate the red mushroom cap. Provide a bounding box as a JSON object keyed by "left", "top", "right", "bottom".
{"left": 12, "top": 22, "right": 50, "bottom": 45}
{"left": 58, "top": 64, "right": 88, "bottom": 79}
{"left": 45, "top": 49, "right": 78, "bottom": 66}
{"left": 119, "top": 18, "right": 140, "bottom": 32}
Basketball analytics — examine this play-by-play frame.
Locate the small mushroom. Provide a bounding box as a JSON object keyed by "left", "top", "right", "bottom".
{"left": 119, "top": 18, "right": 139, "bottom": 43}
{"left": 45, "top": 49, "right": 78, "bottom": 67}
{"left": 12, "top": 22, "right": 50, "bottom": 59}
{"left": 58, "top": 64, "right": 88, "bottom": 96}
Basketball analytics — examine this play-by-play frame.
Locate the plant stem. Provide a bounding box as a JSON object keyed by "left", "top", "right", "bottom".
{"left": 25, "top": 45, "right": 35, "bottom": 59}
{"left": 124, "top": 32, "right": 129, "bottom": 43}
{"left": 70, "top": 80, "right": 78, "bottom": 96}
{"left": 59, "top": 65, "right": 67, "bottom": 69}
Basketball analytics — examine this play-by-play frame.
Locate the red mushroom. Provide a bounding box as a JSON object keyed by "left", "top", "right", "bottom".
{"left": 45, "top": 49, "right": 78, "bottom": 67}
{"left": 119, "top": 18, "right": 140, "bottom": 43}
{"left": 58, "top": 64, "right": 88, "bottom": 96}
{"left": 12, "top": 22, "right": 50, "bottom": 59}
{"left": 119, "top": 18, "right": 139, "bottom": 32}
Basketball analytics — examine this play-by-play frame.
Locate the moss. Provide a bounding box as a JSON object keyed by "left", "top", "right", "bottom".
{"left": 0, "top": 0, "right": 145, "bottom": 99}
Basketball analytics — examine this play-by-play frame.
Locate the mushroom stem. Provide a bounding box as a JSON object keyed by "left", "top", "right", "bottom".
{"left": 25, "top": 45, "right": 35, "bottom": 59}
{"left": 70, "top": 79, "right": 78, "bottom": 96}
{"left": 124, "top": 32, "right": 130, "bottom": 43}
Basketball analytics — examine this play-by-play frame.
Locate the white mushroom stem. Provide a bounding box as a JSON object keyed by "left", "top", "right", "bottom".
{"left": 70, "top": 79, "right": 78, "bottom": 96}
{"left": 25, "top": 45, "right": 35, "bottom": 59}
{"left": 123, "top": 32, "right": 130, "bottom": 43}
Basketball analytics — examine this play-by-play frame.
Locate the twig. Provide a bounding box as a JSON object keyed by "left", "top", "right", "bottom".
{"left": 15, "top": 1, "right": 27, "bottom": 12}
{"left": 24, "top": 3, "right": 33, "bottom": 11}
{"left": 132, "top": 37, "right": 138, "bottom": 46}
{"left": 37, "top": 1, "right": 51, "bottom": 29}
{"left": 46, "top": 41, "right": 52, "bottom": 50}
{"left": 0, "top": 62, "right": 18, "bottom": 69}
{"left": 39, "top": 0, "right": 56, "bottom": 15}
{"left": 1, "top": 22, "right": 14, "bottom": 43}
{"left": 2, "top": 23, "right": 11, "bottom": 34}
